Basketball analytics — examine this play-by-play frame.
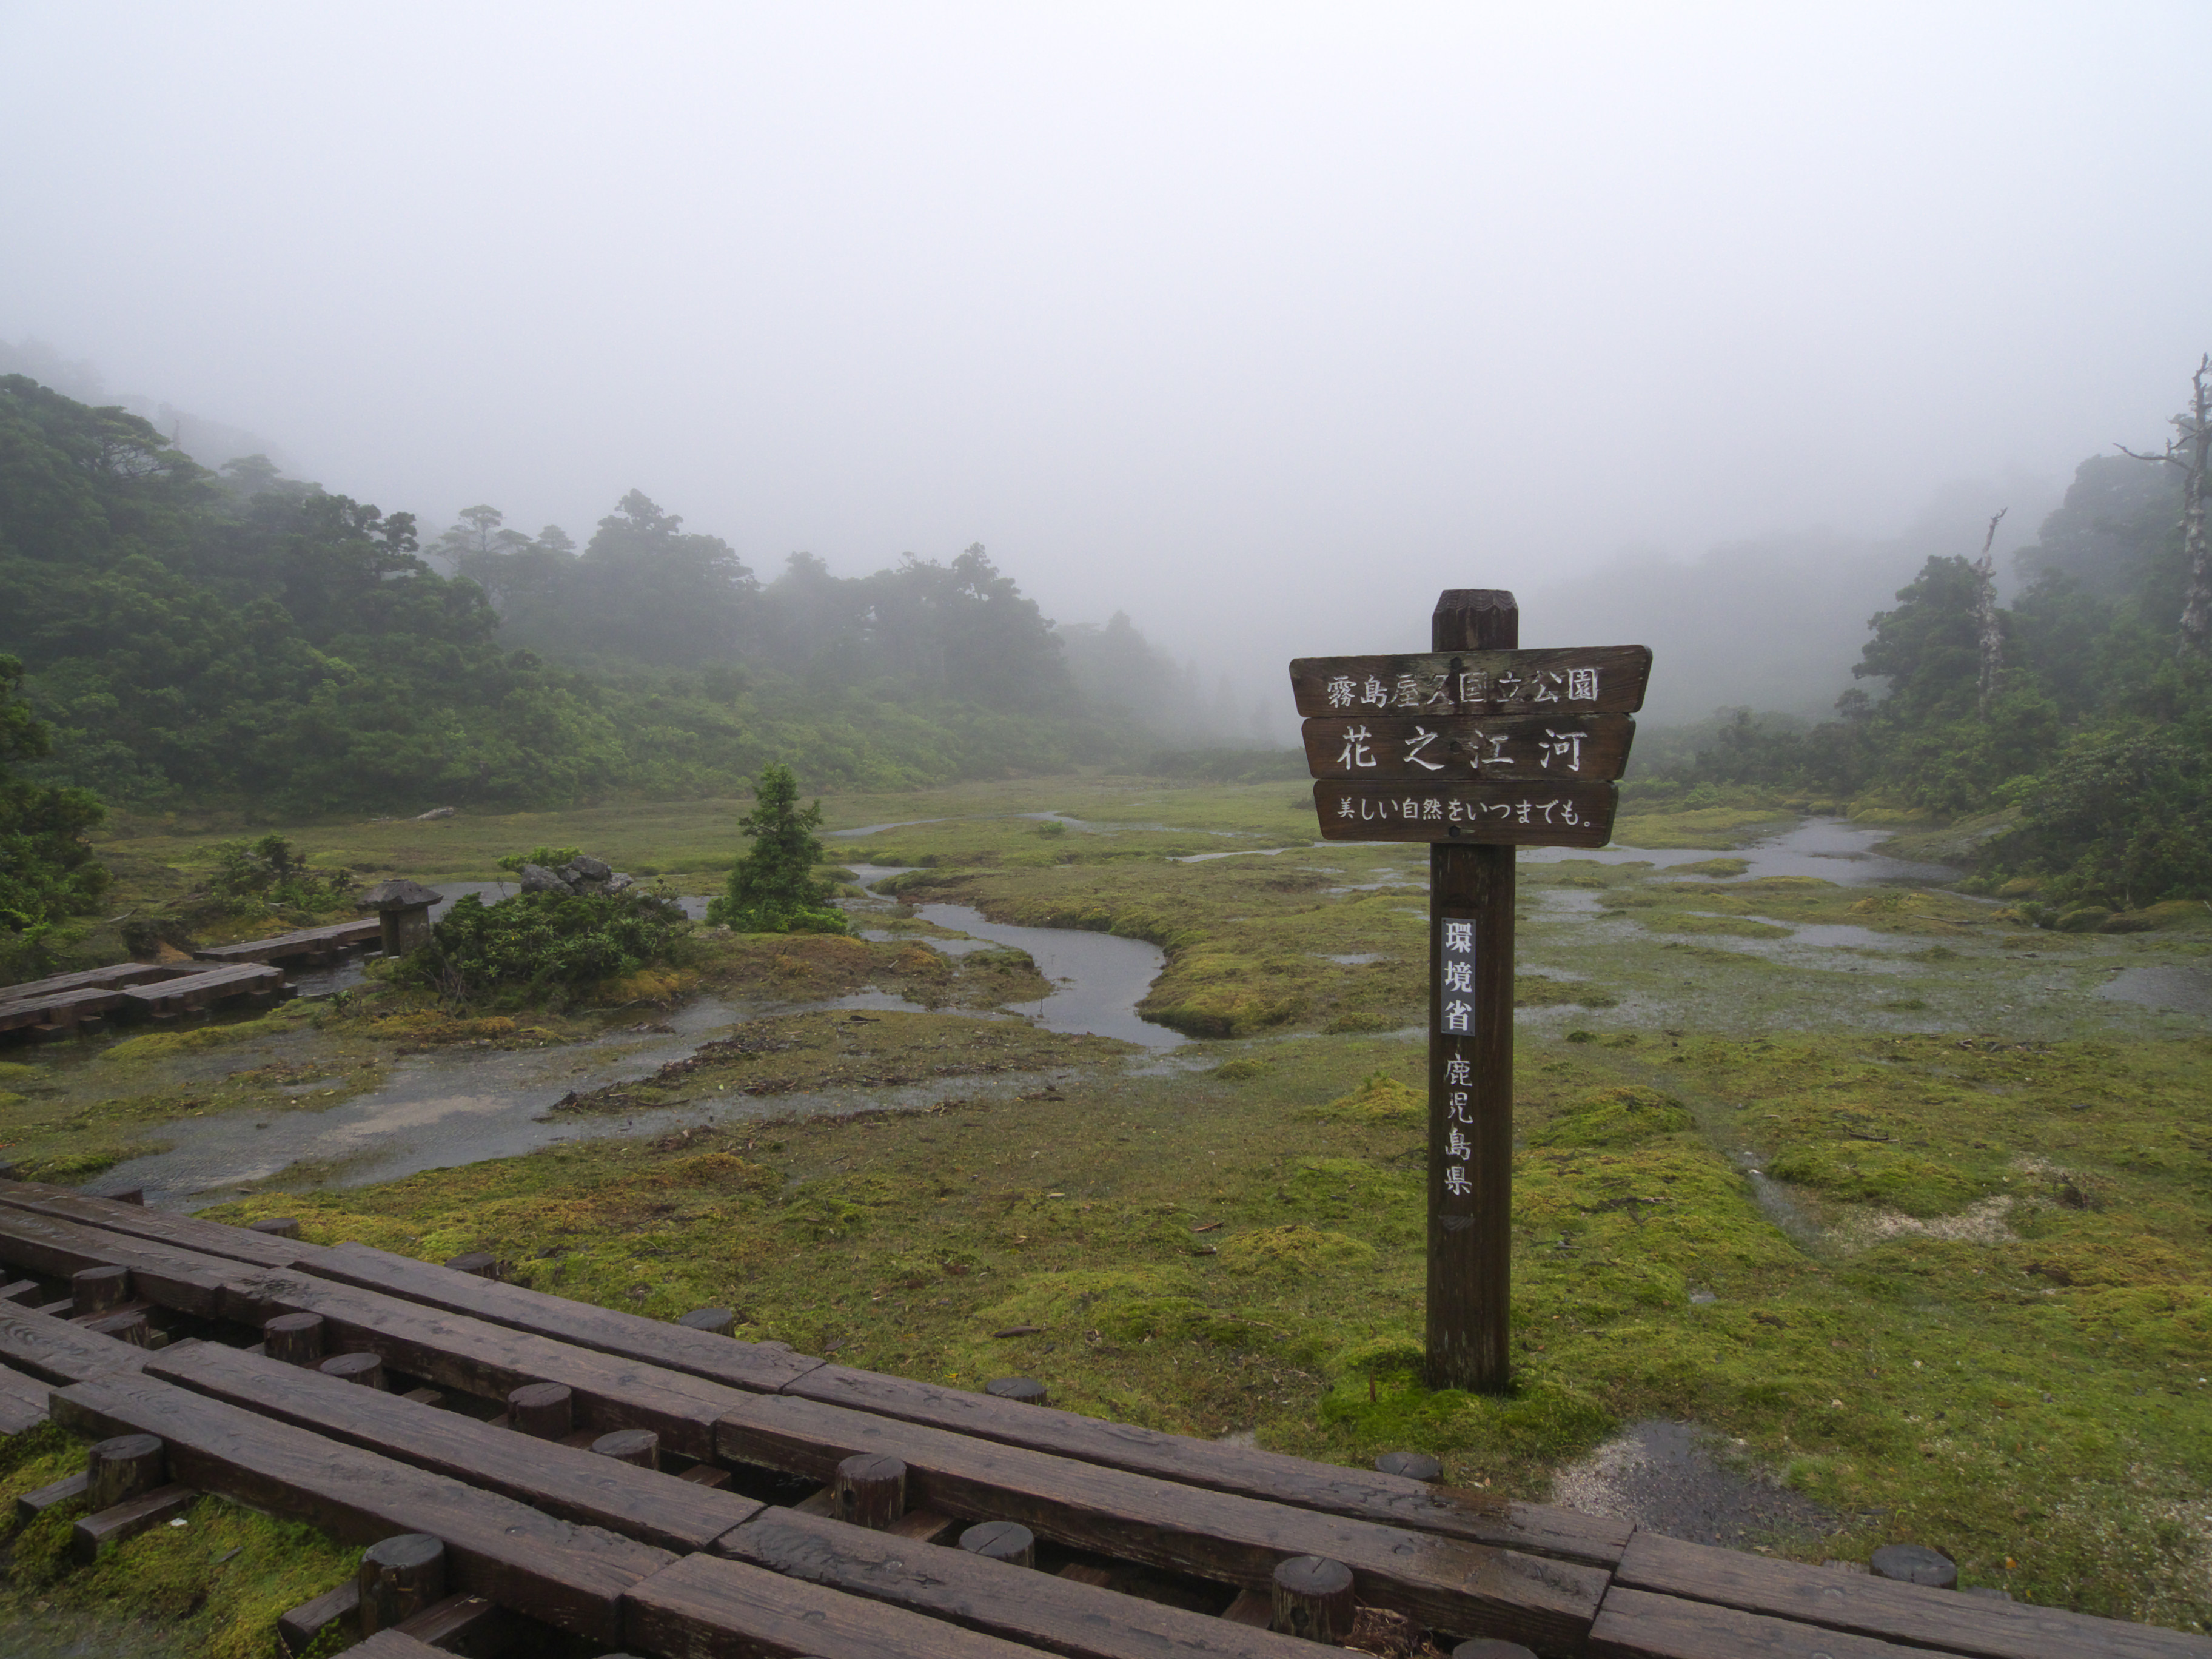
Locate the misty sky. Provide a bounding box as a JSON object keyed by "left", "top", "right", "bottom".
{"left": 5, "top": 4, "right": 2209, "bottom": 719}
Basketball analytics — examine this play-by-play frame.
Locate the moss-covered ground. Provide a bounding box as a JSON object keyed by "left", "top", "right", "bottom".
{"left": 4, "top": 776, "right": 2209, "bottom": 1647}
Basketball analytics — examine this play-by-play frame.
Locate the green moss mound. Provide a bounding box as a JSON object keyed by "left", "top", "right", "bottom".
{"left": 1218, "top": 1223, "right": 1377, "bottom": 1277}
{"left": 1532, "top": 1085, "right": 1693, "bottom": 1148}
{"left": 1301, "top": 1070, "right": 1419, "bottom": 1123}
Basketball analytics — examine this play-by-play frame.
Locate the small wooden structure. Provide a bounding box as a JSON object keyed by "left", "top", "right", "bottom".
{"left": 0, "top": 963, "right": 261, "bottom": 1041}
{"left": 194, "top": 917, "right": 382, "bottom": 967}
{"left": 360, "top": 880, "right": 443, "bottom": 959}
{"left": 0, "top": 1180, "right": 2200, "bottom": 1658}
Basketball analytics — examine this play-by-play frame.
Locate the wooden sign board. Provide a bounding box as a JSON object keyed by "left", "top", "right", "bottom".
{"left": 1301, "top": 712, "right": 1634, "bottom": 782}
{"left": 1313, "top": 780, "right": 1615, "bottom": 846}
{"left": 1289, "top": 645, "right": 1651, "bottom": 720}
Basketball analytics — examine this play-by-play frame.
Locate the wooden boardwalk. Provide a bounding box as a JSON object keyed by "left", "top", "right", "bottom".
{"left": 0, "top": 1179, "right": 2201, "bottom": 1659}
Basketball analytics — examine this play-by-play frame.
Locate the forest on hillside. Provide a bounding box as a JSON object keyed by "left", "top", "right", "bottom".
{"left": 1660, "top": 362, "right": 2212, "bottom": 911}
{"left": 0, "top": 375, "right": 1264, "bottom": 834}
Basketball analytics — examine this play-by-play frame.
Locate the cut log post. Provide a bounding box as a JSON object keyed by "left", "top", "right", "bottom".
{"left": 985, "top": 1376, "right": 1049, "bottom": 1406}
{"left": 1272, "top": 1554, "right": 1356, "bottom": 1644}
{"left": 591, "top": 1429, "right": 660, "bottom": 1470}
{"left": 359, "top": 1533, "right": 447, "bottom": 1635}
{"left": 1375, "top": 1451, "right": 1444, "bottom": 1481}
{"left": 265, "top": 1312, "right": 326, "bottom": 1367}
{"left": 86, "top": 1433, "right": 166, "bottom": 1510}
{"left": 443, "top": 1252, "right": 500, "bottom": 1279}
{"left": 508, "top": 1381, "right": 574, "bottom": 1440}
{"left": 248, "top": 1217, "right": 303, "bottom": 1239}
{"left": 320, "top": 1352, "right": 387, "bottom": 1390}
{"left": 676, "top": 1307, "right": 736, "bottom": 1335}
{"left": 833, "top": 1453, "right": 907, "bottom": 1530}
{"left": 958, "top": 1520, "right": 1037, "bottom": 1567}
{"left": 72, "top": 1265, "right": 131, "bottom": 1315}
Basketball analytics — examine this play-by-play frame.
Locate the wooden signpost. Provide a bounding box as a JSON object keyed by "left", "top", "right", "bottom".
{"left": 1289, "top": 592, "right": 1651, "bottom": 1392}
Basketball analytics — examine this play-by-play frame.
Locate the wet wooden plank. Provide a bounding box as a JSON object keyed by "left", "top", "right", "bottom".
{"left": 0, "top": 1357, "right": 50, "bottom": 1432}
{"left": 146, "top": 1337, "right": 762, "bottom": 1553}
{"left": 0, "top": 1180, "right": 324, "bottom": 1270}
{"left": 51, "top": 1369, "right": 672, "bottom": 1643}
{"left": 119, "top": 962, "right": 286, "bottom": 1013}
{"left": 624, "top": 1551, "right": 1058, "bottom": 1659}
{"left": 1303, "top": 713, "right": 1635, "bottom": 783}
{"left": 220, "top": 1267, "right": 753, "bottom": 1461}
{"left": 1590, "top": 1586, "right": 1932, "bottom": 1659}
{"left": 1312, "top": 780, "right": 1617, "bottom": 846}
{"left": 194, "top": 919, "right": 381, "bottom": 964}
{"left": 0, "top": 963, "right": 186, "bottom": 1005}
{"left": 0, "top": 1205, "right": 238, "bottom": 1318}
{"left": 1615, "top": 1532, "right": 2212, "bottom": 1659}
{"left": 1289, "top": 646, "right": 1652, "bottom": 718}
{"left": 789, "top": 1366, "right": 1628, "bottom": 1567}
{"left": 73, "top": 1483, "right": 198, "bottom": 1561}
{"left": 0, "top": 1301, "right": 150, "bottom": 1386}
{"left": 715, "top": 1391, "right": 1606, "bottom": 1652}
{"left": 720, "top": 1506, "right": 1338, "bottom": 1659}
{"left": 300, "top": 1241, "right": 825, "bottom": 1393}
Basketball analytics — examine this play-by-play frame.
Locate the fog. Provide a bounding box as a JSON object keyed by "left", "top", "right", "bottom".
{"left": 4, "top": 4, "right": 2207, "bottom": 723}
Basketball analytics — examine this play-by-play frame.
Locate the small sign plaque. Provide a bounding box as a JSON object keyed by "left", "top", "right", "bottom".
{"left": 1312, "top": 780, "right": 1617, "bottom": 846}
{"left": 1301, "top": 712, "right": 1634, "bottom": 782}
{"left": 1289, "top": 645, "right": 1651, "bottom": 720}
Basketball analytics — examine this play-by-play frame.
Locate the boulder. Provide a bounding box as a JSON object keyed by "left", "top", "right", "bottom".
{"left": 518, "top": 863, "right": 573, "bottom": 895}
{"left": 603, "top": 872, "right": 634, "bottom": 893}
{"left": 569, "top": 855, "right": 612, "bottom": 881}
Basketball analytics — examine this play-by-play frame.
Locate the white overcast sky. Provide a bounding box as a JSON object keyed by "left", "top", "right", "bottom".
{"left": 4, "top": 3, "right": 2208, "bottom": 710}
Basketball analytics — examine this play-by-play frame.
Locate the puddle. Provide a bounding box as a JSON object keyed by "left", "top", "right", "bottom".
{"left": 1527, "top": 817, "right": 1960, "bottom": 886}
{"left": 2097, "top": 964, "right": 2212, "bottom": 1017}
{"left": 1318, "top": 953, "right": 1385, "bottom": 965}
{"left": 907, "top": 902, "right": 1182, "bottom": 1050}
{"left": 826, "top": 818, "right": 950, "bottom": 838}
{"left": 1550, "top": 1419, "right": 1843, "bottom": 1546}
{"left": 1173, "top": 848, "right": 1294, "bottom": 863}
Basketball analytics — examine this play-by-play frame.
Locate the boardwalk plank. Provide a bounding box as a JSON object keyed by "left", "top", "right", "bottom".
{"left": 1590, "top": 1586, "right": 1936, "bottom": 1659}
{"left": 0, "top": 1356, "right": 51, "bottom": 1432}
{"left": 51, "top": 1369, "right": 672, "bottom": 1643}
{"left": 0, "top": 1205, "right": 236, "bottom": 1318}
{"left": 715, "top": 1391, "right": 1605, "bottom": 1652}
{"left": 146, "top": 1337, "right": 762, "bottom": 1553}
{"left": 0, "top": 1179, "right": 321, "bottom": 1270}
{"left": 793, "top": 1364, "right": 1627, "bottom": 1568}
{"left": 720, "top": 1506, "right": 1351, "bottom": 1659}
{"left": 1615, "top": 1532, "right": 2212, "bottom": 1659}
{"left": 625, "top": 1552, "right": 1057, "bottom": 1659}
{"left": 0, "top": 1302, "right": 149, "bottom": 1386}
{"left": 303, "top": 1240, "right": 824, "bottom": 1392}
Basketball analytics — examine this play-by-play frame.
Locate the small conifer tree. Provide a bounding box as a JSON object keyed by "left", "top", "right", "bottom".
{"left": 705, "top": 762, "right": 850, "bottom": 933}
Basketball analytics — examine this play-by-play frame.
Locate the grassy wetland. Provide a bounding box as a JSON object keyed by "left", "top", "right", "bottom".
{"left": 3, "top": 774, "right": 2210, "bottom": 1647}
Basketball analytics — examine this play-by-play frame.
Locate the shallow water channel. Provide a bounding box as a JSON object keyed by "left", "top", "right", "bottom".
{"left": 106, "top": 881, "right": 1182, "bottom": 1211}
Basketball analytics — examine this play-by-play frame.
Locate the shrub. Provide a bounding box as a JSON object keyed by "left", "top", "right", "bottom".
{"left": 401, "top": 888, "right": 689, "bottom": 1002}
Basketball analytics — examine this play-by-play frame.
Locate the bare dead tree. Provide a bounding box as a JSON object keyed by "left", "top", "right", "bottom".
{"left": 1973, "top": 507, "right": 2008, "bottom": 717}
{"left": 2117, "top": 352, "right": 2212, "bottom": 655}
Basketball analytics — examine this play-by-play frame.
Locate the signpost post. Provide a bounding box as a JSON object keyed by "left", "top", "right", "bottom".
{"left": 1289, "top": 591, "right": 1651, "bottom": 1393}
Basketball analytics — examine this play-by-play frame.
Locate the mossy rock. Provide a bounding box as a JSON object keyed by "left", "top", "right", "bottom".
{"left": 1213, "top": 1057, "right": 1273, "bottom": 1081}
{"left": 1217, "top": 1224, "right": 1377, "bottom": 1277}
{"left": 2054, "top": 907, "right": 2114, "bottom": 934}
{"left": 1530, "top": 1086, "right": 1692, "bottom": 1148}
{"left": 1301, "top": 1071, "right": 1420, "bottom": 1123}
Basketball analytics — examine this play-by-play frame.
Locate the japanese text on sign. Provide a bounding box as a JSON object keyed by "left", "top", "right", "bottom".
{"left": 1439, "top": 917, "right": 1476, "bottom": 1205}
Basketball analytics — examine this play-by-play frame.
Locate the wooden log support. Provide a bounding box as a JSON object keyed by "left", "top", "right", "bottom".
{"left": 985, "top": 1376, "right": 1048, "bottom": 1406}
{"left": 0, "top": 1278, "right": 41, "bottom": 1304}
{"left": 359, "top": 1533, "right": 447, "bottom": 1636}
{"left": 78, "top": 1310, "right": 150, "bottom": 1345}
{"left": 0, "top": 1205, "right": 234, "bottom": 1319}
{"left": 52, "top": 1369, "right": 675, "bottom": 1643}
{"left": 265, "top": 1312, "right": 324, "bottom": 1366}
{"left": 0, "top": 1179, "right": 323, "bottom": 1271}
{"left": 391, "top": 1590, "right": 529, "bottom": 1651}
{"left": 72, "top": 1264, "right": 132, "bottom": 1314}
{"left": 0, "top": 1301, "right": 152, "bottom": 1386}
{"left": 87, "top": 1432, "right": 166, "bottom": 1509}
{"left": 278, "top": 1582, "right": 360, "bottom": 1657}
{"left": 1270, "top": 1555, "right": 1355, "bottom": 1644}
{"left": 72, "top": 1481, "right": 197, "bottom": 1563}
{"left": 959, "top": 1520, "right": 1036, "bottom": 1567}
{"left": 321, "top": 1351, "right": 387, "bottom": 1389}
{"left": 677, "top": 1307, "right": 736, "bottom": 1335}
{"left": 834, "top": 1452, "right": 907, "bottom": 1529}
{"left": 508, "top": 1381, "right": 574, "bottom": 1439}
{"left": 592, "top": 1428, "right": 660, "bottom": 1469}
{"left": 144, "top": 1341, "right": 760, "bottom": 1554}
{"left": 16, "top": 1470, "right": 89, "bottom": 1521}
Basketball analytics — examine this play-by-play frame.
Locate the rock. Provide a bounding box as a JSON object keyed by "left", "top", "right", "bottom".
{"left": 605, "top": 872, "right": 634, "bottom": 893}
{"left": 569, "top": 855, "right": 611, "bottom": 881}
{"left": 1870, "top": 1543, "right": 1957, "bottom": 1588}
{"left": 518, "top": 863, "right": 572, "bottom": 895}
{"left": 414, "top": 806, "right": 455, "bottom": 821}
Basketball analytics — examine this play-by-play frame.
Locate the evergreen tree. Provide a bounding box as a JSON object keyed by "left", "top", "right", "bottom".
{"left": 705, "top": 763, "right": 850, "bottom": 934}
